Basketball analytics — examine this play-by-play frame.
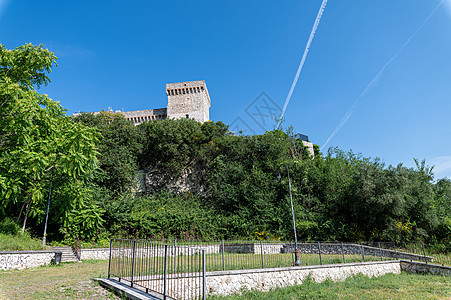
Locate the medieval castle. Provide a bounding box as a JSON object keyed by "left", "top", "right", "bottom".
{"left": 79, "top": 79, "right": 314, "bottom": 156}
{"left": 80, "top": 80, "right": 211, "bottom": 125}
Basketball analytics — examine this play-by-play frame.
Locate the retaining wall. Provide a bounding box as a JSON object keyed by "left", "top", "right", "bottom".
{"left": 130, "top": 260, "right": 401, "bottom": 298}
{"left": 207, "top": 260, "right": 401, "bottom": 296}
{"left": 82, "top": 244, "right": 220, "bottom": 260}
{"left": 81, "top": 248, "right": 110, "bottom": 260}
{"left": 400, "top": 260, "right": 451, "bottom": 276}
{"left": 0, "top": 250, "right": 60, "bottom": 271}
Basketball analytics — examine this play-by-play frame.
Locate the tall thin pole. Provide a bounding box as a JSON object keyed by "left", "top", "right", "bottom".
{"left": 280, "top": 164, "right": 301, "bottom": 266}
{"left": 42, "top": 175, "right": 52, "bottom": 246}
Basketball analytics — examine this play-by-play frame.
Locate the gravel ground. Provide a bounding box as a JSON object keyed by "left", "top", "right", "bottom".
{"left": 0, "top": 260, "right": 121, "bottom": 299}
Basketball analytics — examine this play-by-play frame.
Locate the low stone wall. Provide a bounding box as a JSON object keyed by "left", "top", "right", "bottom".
{"left": 82, "top": 244, "right": 220, "bottom": 260}
{"left": 221, "top": 243, "right": 284, "bottom": 254}
{"left": 400, "top": 260, "right": 451, "bottom": 276}
{"left": 206, "top": 260, "right": 401, "bottom": 296}
{"left": 132, "top": 260, "right": 401, "bottom": 298}
{"left": 81, "top": 248, "right": 110, "bottom": 260}
{"left": 0, "top": 250, "right": 60, "bottom": 271}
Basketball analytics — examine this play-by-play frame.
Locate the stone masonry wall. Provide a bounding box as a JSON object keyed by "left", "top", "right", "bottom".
{"left": 83, "top": 244, "right": 220, "bottom": 261}
{"left": 144, "top": 165, "right": 206, "bottom": 197}
{"left": 206, "top": 261, "right": 401, "bottom": 296}
{"left": 140, "top": 260, "right": 401, "bottom": 298}
{"left": 0, "top": 251, "right": 59, "bottom": 271}
{"left": 81, "top": 248, "right": 110, "bottom": 260}
{"left": 166, "top": 80, "right": 210, "bottom": 123}
{"left": 400, "top": 260, "right": 451, "bottom": 276}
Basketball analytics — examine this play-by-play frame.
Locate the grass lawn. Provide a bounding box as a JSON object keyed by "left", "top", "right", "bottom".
{"left": 208, "top": 272, "right": 451, "bottom": 300}
{"left": 0, "top": 233, "right": 49, "bottom": 251}
{"left": 0, "top": 260, "right": 120, "bottom": 300}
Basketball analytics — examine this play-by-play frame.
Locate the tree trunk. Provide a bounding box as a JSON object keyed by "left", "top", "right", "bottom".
{"left": 21, "top": 201, "right": 31, "bottom": 234}
{"left": 17, "top": 201, "right": 26, "bottom": 223}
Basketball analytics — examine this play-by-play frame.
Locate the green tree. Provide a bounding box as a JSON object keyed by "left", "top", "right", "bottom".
{"left": 0, "top": 43, "right": 101, "bottom": 235}
{"left": 73, "top": 111, "right": 143, "bottom": 193}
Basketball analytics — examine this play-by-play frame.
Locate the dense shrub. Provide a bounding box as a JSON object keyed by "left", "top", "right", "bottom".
{"left": 0, "top": 218, "right": 20, "bottom": 235}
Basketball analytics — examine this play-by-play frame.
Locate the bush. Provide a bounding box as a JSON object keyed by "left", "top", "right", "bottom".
{"left": 0, "top": 218, "right": 20, "bottom": 235}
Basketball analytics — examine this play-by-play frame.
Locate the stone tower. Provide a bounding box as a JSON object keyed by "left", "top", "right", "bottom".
{"left": 166, "top": 80, "right": 211, "bottom": 123}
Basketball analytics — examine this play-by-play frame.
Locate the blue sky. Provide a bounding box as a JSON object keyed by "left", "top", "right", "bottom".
{"left": 1, "top": 0, "right": 451, "bottom": 180}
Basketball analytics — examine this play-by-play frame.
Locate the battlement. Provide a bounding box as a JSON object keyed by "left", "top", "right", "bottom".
{"left": 74, "top": 80, "right": 211, "bottom": 125}
{"left": 166, "top": 80, "right": 211, "bottom": 123}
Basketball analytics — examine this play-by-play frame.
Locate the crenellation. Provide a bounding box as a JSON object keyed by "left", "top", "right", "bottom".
{"left": 166, "top": 80, "right": 211, "bottom": 123}
{"left": 74, "top": 80, "right": 211, "bottom": 125}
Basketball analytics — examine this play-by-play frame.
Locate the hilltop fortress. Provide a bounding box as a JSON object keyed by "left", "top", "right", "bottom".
{"left": 79, "top": 80, "right": 211, "bottom": 125}
{"left": 77, "top": 79, "right": 314, "bottom": 156}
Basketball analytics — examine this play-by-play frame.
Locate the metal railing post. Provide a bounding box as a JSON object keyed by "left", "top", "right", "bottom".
{"left": 422, "top": 244, "right": 428, "bottom": 264}
{"left": 341, "top": 242, "right": 346, "bottom": 263}
{"left": 131, "top": 240, "right": 136, "bottom": 287}
{"left": 203, "top": 250, "right": 206, "bottom": 300}
{"left": 318, "top": 241, "right": 322, "bottom": 265}
{"left": 260, "top": 241, "right": 264, "bottom": 268}
{"left": 164, "top": 245, "right": 168, "bottom": 300}
{"left": 222, "top": 240, "right": 225, "bottom": 271}
{"left": 174, "top": 239, "right": 177, "bottom": 274}
{"left": 378, "top": 242, "right": 383, "bottom": 261}
{"left": 361, "top": 243, "right": 365, "bottom": 262}
{"left": 108, "top": 239, "right": 113, "bottom": 278}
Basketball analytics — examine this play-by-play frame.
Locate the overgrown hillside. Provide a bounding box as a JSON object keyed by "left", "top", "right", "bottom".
{"left": 70, "top": 113, "right": 451, "bottom": 246}
{"left": 1, "top": 43, "right": 450, "bottom": 248}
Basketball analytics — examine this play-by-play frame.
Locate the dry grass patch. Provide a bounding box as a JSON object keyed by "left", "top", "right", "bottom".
{"left": 0, "top": 260, "right": 120, "bottom": 300}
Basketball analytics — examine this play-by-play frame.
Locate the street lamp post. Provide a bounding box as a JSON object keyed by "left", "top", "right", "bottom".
{"left": 42, "top": 175, "right": 52, "bottom": 246}
{"left": 278, "top": 164, "right": 302, "bottom": 266}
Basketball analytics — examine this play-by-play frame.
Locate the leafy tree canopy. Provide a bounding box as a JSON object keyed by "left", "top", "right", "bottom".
{"left": 0, "top": 43, "right": 101, "bottom": 235}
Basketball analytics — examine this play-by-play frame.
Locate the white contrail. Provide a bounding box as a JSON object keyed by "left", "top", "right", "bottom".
{"left": 276, "top": 0, "right": 328, "bottom": 129}
{"left": 321, "top": 0, "right": 444, "bottom": 150}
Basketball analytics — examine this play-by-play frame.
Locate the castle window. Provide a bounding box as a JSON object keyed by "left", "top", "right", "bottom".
{"left": 186, "top": 114, "right": 189, "bottom": 119}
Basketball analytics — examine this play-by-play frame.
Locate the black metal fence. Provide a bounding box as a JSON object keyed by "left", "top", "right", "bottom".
{"left": 107, "top": 239, "right": 451, "bottom": 299}
{"left": 157, "top": 240, "right": 447, "bottom": 270}
{"left": 108, "top": 239, "right": 206, "bottom": 300}
{"left": 397, "top": 243, "right": 451, "bottom": 266}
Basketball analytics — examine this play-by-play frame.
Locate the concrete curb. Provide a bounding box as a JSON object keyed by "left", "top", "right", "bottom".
{"left": 95, "top": 278, "right": 167, "bottom": 300}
